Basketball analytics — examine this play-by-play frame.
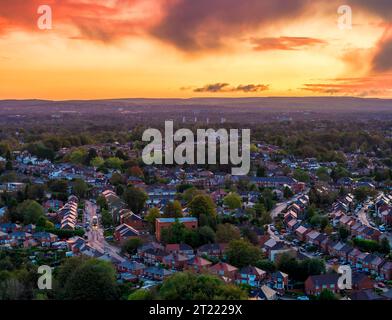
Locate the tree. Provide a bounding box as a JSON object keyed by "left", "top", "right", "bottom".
{"left": 129, "top": 166, "right": 144, "bottom": 178}
{"left": 276, "top": 253, "right": 325, "bottom": 281}
{"left": 189, "top": 195, "right": 216, "bottom": 220}
{"left": 216, "top": 223, "right": 241, "bottom": 243}
{"left": 338, "top": 226, "right": 350, "bottom": 241}
{"left": 255, "top": 259, "right": 276, "bottom": 273}
{"left": 72, "top": 179, "right": 88, "bottom": 199}
{"left": 164, "top": 200, "right": 183, "bottom": 218}
{"left": 283, "top": 186, "right": 294, "bottom": 199}
{"left": 105, "top": 157, "right": 124, "bottom": 170}
{"left": 318, "top": 289, "right": 337, "bottom": 300}
{"left": 101, "top": 209, "right": 113, "bottom": 228}
{"left": 145, "top": 207, "right": 160, "bottom": 232}
{"left": 123, "top": 186, "right": 148, "bottom": 214}
{"left": 91, "top": 157, "right": 105, "bottom": 168}
{"left": 158, "top": 272, "right": 247, "bottom": 300}
{"left": 316, "top": 167, "right": 330, "bottom": 182}
{"left": 223, "top": 193, "right": 242, "bottom": 210}
{"left": 354, "top": 187, "right": 376, "bottom": 203}
{"left": 198, "top": 226, "right": 216, "bottom": 244}
{"left": 256, "top": 166, "right": 266, "bottom": 177}
{"left": 226, "top": 239, "right": 261, "bottom": 268}
{"left": 380, "top": 237, "right": 391, "bottom": 254}
{"left": 128, "top": 289, "right": 155, "bottom": 300}
{"left": 16, "top": 200, "right": 45, "bottom": 224}
{"left": 69, "top": 149, "right": 87, "bottom": 165}
{"left": 293, "top": 169, "right": 310, "bottom": 183}
{"left": 121, "top": 238, "right": 143, "bottom": 255}
{"left": 60, "top": 258, "right": 118, "bottom": 300}
{"left": 182, "top": 187, "right": 204, "bottom": 203}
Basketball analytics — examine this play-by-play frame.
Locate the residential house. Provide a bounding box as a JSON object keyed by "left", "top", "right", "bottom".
{"left": 117, "top": 261, "right": 146, "bottom": 276}
{"left": 208, "top": 262, "right": 238, "bottom": 283}
{"left": 114, "top": 223, "right": 142, "bottom": 243}
{"left": 305, "top": 274, "right": 340, "bottom": 295}
{"left": 165, "top": 243, "right": 194, "bottom": 256}
{"left": 270, "top": 271, "right": 289, "bottom": 293}
{"left": 295, "top": 225, "right": 311, "bottom": 241}
{"left": 143, "top": 266, "right": 173, "bottom": 281}
{"left": 380, "top": 261, "right": 392, "bottom": 280}
{"left": 186, "top": 256, "right": 212, "bottom": 273}
{"left": 236, "top": 266, "right": 266, "bottom": 287}
{"left": 197, "top": 243, "right": 226, "bottom": 258}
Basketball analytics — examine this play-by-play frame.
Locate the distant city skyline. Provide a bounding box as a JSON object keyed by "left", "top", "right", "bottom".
{"left": 0, "top": 0, "right": 391, "bottom": 99}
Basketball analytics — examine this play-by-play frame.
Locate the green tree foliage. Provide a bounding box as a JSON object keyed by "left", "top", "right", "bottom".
{"left": 198, "top": 226, "right": 216, "bottom": 244}
{"left": 123, "top": 186, "right": 148, "bottom": 214}
{"left": 91, "top": 157, "right": 105, "bottom": 168}
{"left": 182, "top": 187, "right": 205, "bottom": 203}
{"left": 353, "top": 237, "right": 390, "bottom": 254}
{"left": 145, "top": 207, "right": 161, "bottom": 232}
{"left": 58, "top": 257, "right": 118, "bottom": 300}
{"left": 293, "top": 169, "right": 310, "bottom": 183}
{"left": 223, "top": 192, "right": 242, "bottom": 210}
{"left": 101, "top": 209, "right": 113, "bottom": 228}
{"left": 15, "top": 200, "right": 45, "bottom": 225}
{"left": 318, "top": 289, "right": 338, "bottom": 300}
{"left": 105, "top": 157, "right": 124, "bottom": 170}
{"left": 72, "top": 179, "right": 88, "bottom": 199}
{"left": 283, "top": 186, "right": 294, "bottom": 199}
{"left": 276, "top": 253, "right": 325, "bottom": 281}
{"left": 189, "top": 194, "right": 216, "bottom": 220}
{"left": 121, "top": 238, "right": 143, "bottom": 255}
{"left": 354, "top": 187, "right": 376, "bottom": 203}
{"left": 216, "top": 223, "right": 241, "bottom": 243}
{"left": 69, "top": 149, "right": 87, "bottom": 165}
{"left": 225, "top": 239, "right": 261, "bottom": 268}
{"left": 158, "top": 272, "right": 247, "bottom": 300}
{"left": 164, "top": 200, "right": 183, "bottom": 218}
{"left": 128, "top": 289, "right": 155, "bottom": 300}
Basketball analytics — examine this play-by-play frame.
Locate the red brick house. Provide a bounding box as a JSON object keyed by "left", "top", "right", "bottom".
{"left": 186, "top": 256, "right": 212, "bottom": 273}
{"left": 295, "top": 225, "right": 310, "bottom": 241}
{"left": 352, "top": 273, "right": 375, "bottom": 290}
{"left": 270, "top": 271, "right": 289, "bottom": 293}
{"left": 305, "top": 274, "right": 340, "bottom": 296}
{"left": 236, "top": 266, "right": 266, "bottom": 287}
{"left": 117, "top": 261, "right": 146, "bottom": 276}
{"left": 208, "top": 262, "right": 238, "bottom": 282}
{"left": 380, "top": 261, "right": 392, "bottom": 280}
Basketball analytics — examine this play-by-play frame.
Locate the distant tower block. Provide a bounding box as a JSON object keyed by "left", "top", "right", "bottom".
{"left": 221, "top": 117, "right": 226, "bottom": 124}
{"left": 182, "top": 116, "right": 186, "bottom": 123}
{"left": 194, "top": 117, "right": 197, "bottom": 123}
{"left": 206, "top": 118, "right": 210, "bottom": 125}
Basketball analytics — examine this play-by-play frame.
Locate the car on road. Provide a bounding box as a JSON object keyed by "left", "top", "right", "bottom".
{"left": 379, "top": 225, "right": 386, "bottom": 232}
{"left": 297, "top": 296, "right": 310, "bottom": 301}
{"left": 92, "top": 215, "right": 99, "bottom": 228}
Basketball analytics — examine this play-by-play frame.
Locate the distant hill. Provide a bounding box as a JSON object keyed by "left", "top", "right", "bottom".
{"left": 1, "top": 97, "right": 392, "bottom": 125}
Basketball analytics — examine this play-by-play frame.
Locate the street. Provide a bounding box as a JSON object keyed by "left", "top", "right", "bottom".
{"left": 357, "top": 205, "right": 371, "bottom": 227}
{"left": 270, "top": 190, "right": 309, "bottom": 219}
{"left": 84, "top": 200, "right": 125, "bottom": 263}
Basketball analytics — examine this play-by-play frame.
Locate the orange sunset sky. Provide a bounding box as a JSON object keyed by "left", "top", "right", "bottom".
{"left": 0, "top": 0, "right": 391, "bottom": 100}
